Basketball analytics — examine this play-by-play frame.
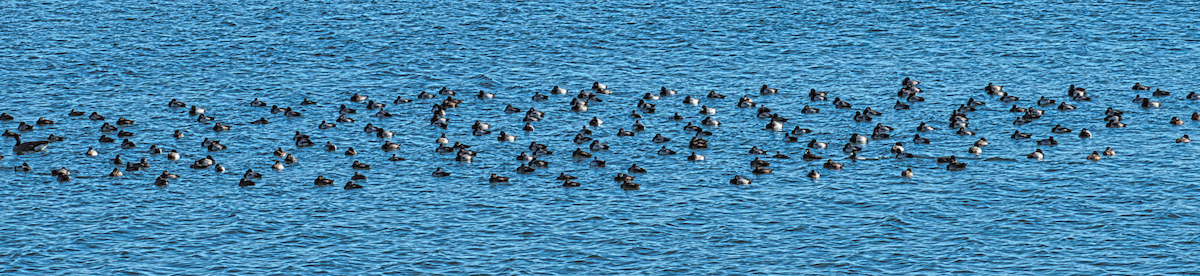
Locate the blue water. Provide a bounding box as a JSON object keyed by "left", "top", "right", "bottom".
{"left": 4, "top": 0, "right": 1200, "bottom": 274}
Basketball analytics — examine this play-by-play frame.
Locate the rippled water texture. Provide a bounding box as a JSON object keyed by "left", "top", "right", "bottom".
{"left": 3, "top": 0, "right": 1200, "bottom": 274}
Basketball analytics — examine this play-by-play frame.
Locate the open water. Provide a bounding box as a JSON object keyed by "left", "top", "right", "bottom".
{"left": 3, "top": 0, "right": 1200, "bottom": 274}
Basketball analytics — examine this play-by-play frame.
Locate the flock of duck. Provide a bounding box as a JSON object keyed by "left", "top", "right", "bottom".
{"left": 2, "top": 78, "right": 1192, "bottom": 189}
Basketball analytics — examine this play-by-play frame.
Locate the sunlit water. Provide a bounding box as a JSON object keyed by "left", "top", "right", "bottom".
{"left": 3, "top": 0, "right": 1200, "bottom": 274}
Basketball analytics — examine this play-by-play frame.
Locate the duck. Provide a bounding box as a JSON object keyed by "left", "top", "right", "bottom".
{"left": 701, "top": 117, "right": 720, "bottom": 126}
{"left": 271, "top": 161, "right": 285, "bottom": 171}
{"left": 946, "top": 161, "right": 967, "bottom": 171}
{"left": 109, "top": 168, "right": 122, "bottom": 177}
{"left": 916, "top": 122, "right": 936, "bottom": 132}
{"left": 687, "top": 152, "right": 705, "bottom": 161}
{"left": 956, "top": 127, "right": 975, "bottom": 136}
{"left": 907, "top": 94, "right": 925, "bottom": 102}
{"left": 1103, "top": 147, "right": 1115, "bottom": 156}
{"left": 1057, "top": 102, "right": 1076, "bottom": 110}
{"left": 900, "top": 168, "right": 914, "bottom": 178}
{"left": 589, "top": 140, "right": 609, "bottom": 151}
{"left": 1011, "top": 130, "right": 1032, "bottom": 139}
{"left": 849, "top": 133, "right": 868, "bottom": 144}
{"left": 620, "top": 181, "right": 640, "bottom": 190}
{"left": 11, "top": 136, "right": 50, "bottom": 153}
{"left": 17, "top": 122, "right": 34, "bottom": 131}
{"left": 344, "top": 147, "right": 358, "bottom": 156}
{"left": 1133, "top": 83, "right": 1150, "bottom": 90}
{"left": 116, "top": 117, "right": 135, "bottom": 125}
{"left": 749, "top": 146, "right": 767, "bottom": 155}
{"left": 1079, "top": 128, "right": 1092, "bottom": 138}
{"left": 807, "top": 139, "right": 828, "bottom": 149}
{"left": 790, "top": 126, "right": 813, "bottom": 135}
{"left": 807, "top": 170, "right": 820, "bottom": 179}
{"left": 89, "top": 112, "right": 105, "bottom": 120}
{"left": 1086, "top": 151, "right": 1102, "bottom": 161}
{"left": 154, "top": 177, "right": 169, "bottom": 186}
{"left": 1037, "top": 137, "right": 1058, "bottom": 146}
{"left": 751, "top": 167, "right": 773, "bottom": 174}
{"left": 823, "top": 160, "right": 843, "bottom": 170}
{"left": 890, "top": 142, "right": 905, "bottom": 154}
{"left": 707, "top": 91, "right": 726, "bottom": 99}
{"left": 832, "top": 98, "right": 852, "bottom": 109}
{"left": 1153, "top": 89, "right": 1171, "bottom": 97}
{"left": 516, "top": 163, "right": 535, "bottom": 174}
{"left": 1036, "top": 96, "right": 1055, "bottom": 106}
{"left": 968, "top": 146, "right": 982, "bottom": 155}
{"left": 628, "top": 163, "right": 647, "bottom": 174}
{"left": 213, "top": 164, "right": 226, "bottom": 173}
{"left": 189, "top": 106, "right": 205, "bottom": 116}
{"left": 652, "top": 134, "right": 671, "bottom": 143}
{"left": 1027, "top": 149, "right": 1045, "bottom": 160}
{"left": 489, "top": 174, "right": 510, "bottom": 183}
{"left": 973, "top": 138, "right": 989, "bottom": 147}
{"left": 344, "top": 181, "right": 363, "bottom": 190}
{"left": 1177, "top": 135, "right": 1191, "bottom": 143}
{"left": 212, "top": 123, "right": 231, "bottom": 132}
{"left": 1051, "top": 124, "right": 1072, "bottom": 134}
{"left": 430, "top": 167, "right": 451, "bottom": 177}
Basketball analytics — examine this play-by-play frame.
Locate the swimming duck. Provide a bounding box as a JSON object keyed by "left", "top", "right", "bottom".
{"left": 189, "top": 106, "right": 205, "bottom": 116}
{"left": 1086, "top": 151, "right": 1102, "bottom": 161}
{"left": 1133, "top": 83, "right": 1150, "bottom": 90}
{"left": 890, "top": 142, "right": 904, "bottom": 154}
{"left": 489, "top": 174, "right": 510, "bottom": 183}
{"left": 1106, "top": 121, "right": 1127, "bottom": 128}
{"left": 1057, "top": 102, "right": 1076, "bottom": 110}
{"left": 1037, "top": 96, "right": 1055, "bottom": 106}
{"left": 832, "top": 98, "right": 852, "bottom": 109}
{"left": 1103, "top": 147, "right": 1115, "bottom": 156}
{"left": 344, "top": 147, "right": 357, "bottom": 156}
{"left": 89, "top": 112, "right": 105, "bottom": 120}
{"left": 1027, "top": 149, "right": 1044, "bottom": 160}
{"left": 824, "top": 160, "right": 843, "bottom": 170}
{"left": 109, "top": 168, "right": 122, "bottom": 177}
{"left": 98, "top": 135, "right": 115, "bottom": 143}
{"left": 117, "top": 130, "right": 135, "bottom": 137}
{"left": 968, "top": 146, "right": 982, "bottom": 155}
{"left": 1037, "top": 137, "right": 1058, "bottom": 146}
{"left": 850, "top": 133, "right": 868, "bottom": 144}
{"left": 687, "top": 152, "right": 705, "bottom": 161}
{"left": 1177, "top": 135, "right": 1191, "bottom": 143}
{"left": 901, "top": 168, "right": 914, "bottom": 178}
{"left": 351, "top": 161, "right": 370, "bottom": 170}
{"left": 572, "top": 148, "right": 593, "bottom": 158}
{"left": 212, "top": 123, "right": 231, "bottom": 132}
{"left": 17, "top": 122, "right": 34, "bottom": 131}
{"left": 628, "top": 163, "right": 647, "bottom": 174}
{"left": 343, "top": 181, "right": 362, "bottom": 190}
{"left": 751, "top": 167, "right": 773, "bottom": 174}
{"left": 707, "top": 91, "right": 726, "bottom": 99}
{"left": 916, "top": 122, "right": 936, "bottom": 132}
{"left": 1011, "top": 131, "right": 1032, "bottom": 139}
{"left": 516, "top": 163, "right": 535, "bottom": 174}
{"left": 956, "top": 127, "right": 975, "bottom": 136}
{"left": 1153, "top": 89, "right": 1171, "bottom": 97}
{"left": 1051, "top": 124, "right": 1072, "bottom": 134}
{"left": 946, "top": 161, "right": 967, "bottom": 171}
{"left": 272, "top": 161, "right": 284, "bottom": 171}
{"left": 907, "top": 94, "right": 925, "bottom": 102}
{"left": 1170, "top": 117, "right": 1185, "bottom": 125}
{"left": 807, "top": 139, "right": 828, "bottom": 149}
{"left": 701, "top": 117, "right": 720, "bottom": 126}
{"left": 324, "top": 142, "right": 337, "bottom": 151}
